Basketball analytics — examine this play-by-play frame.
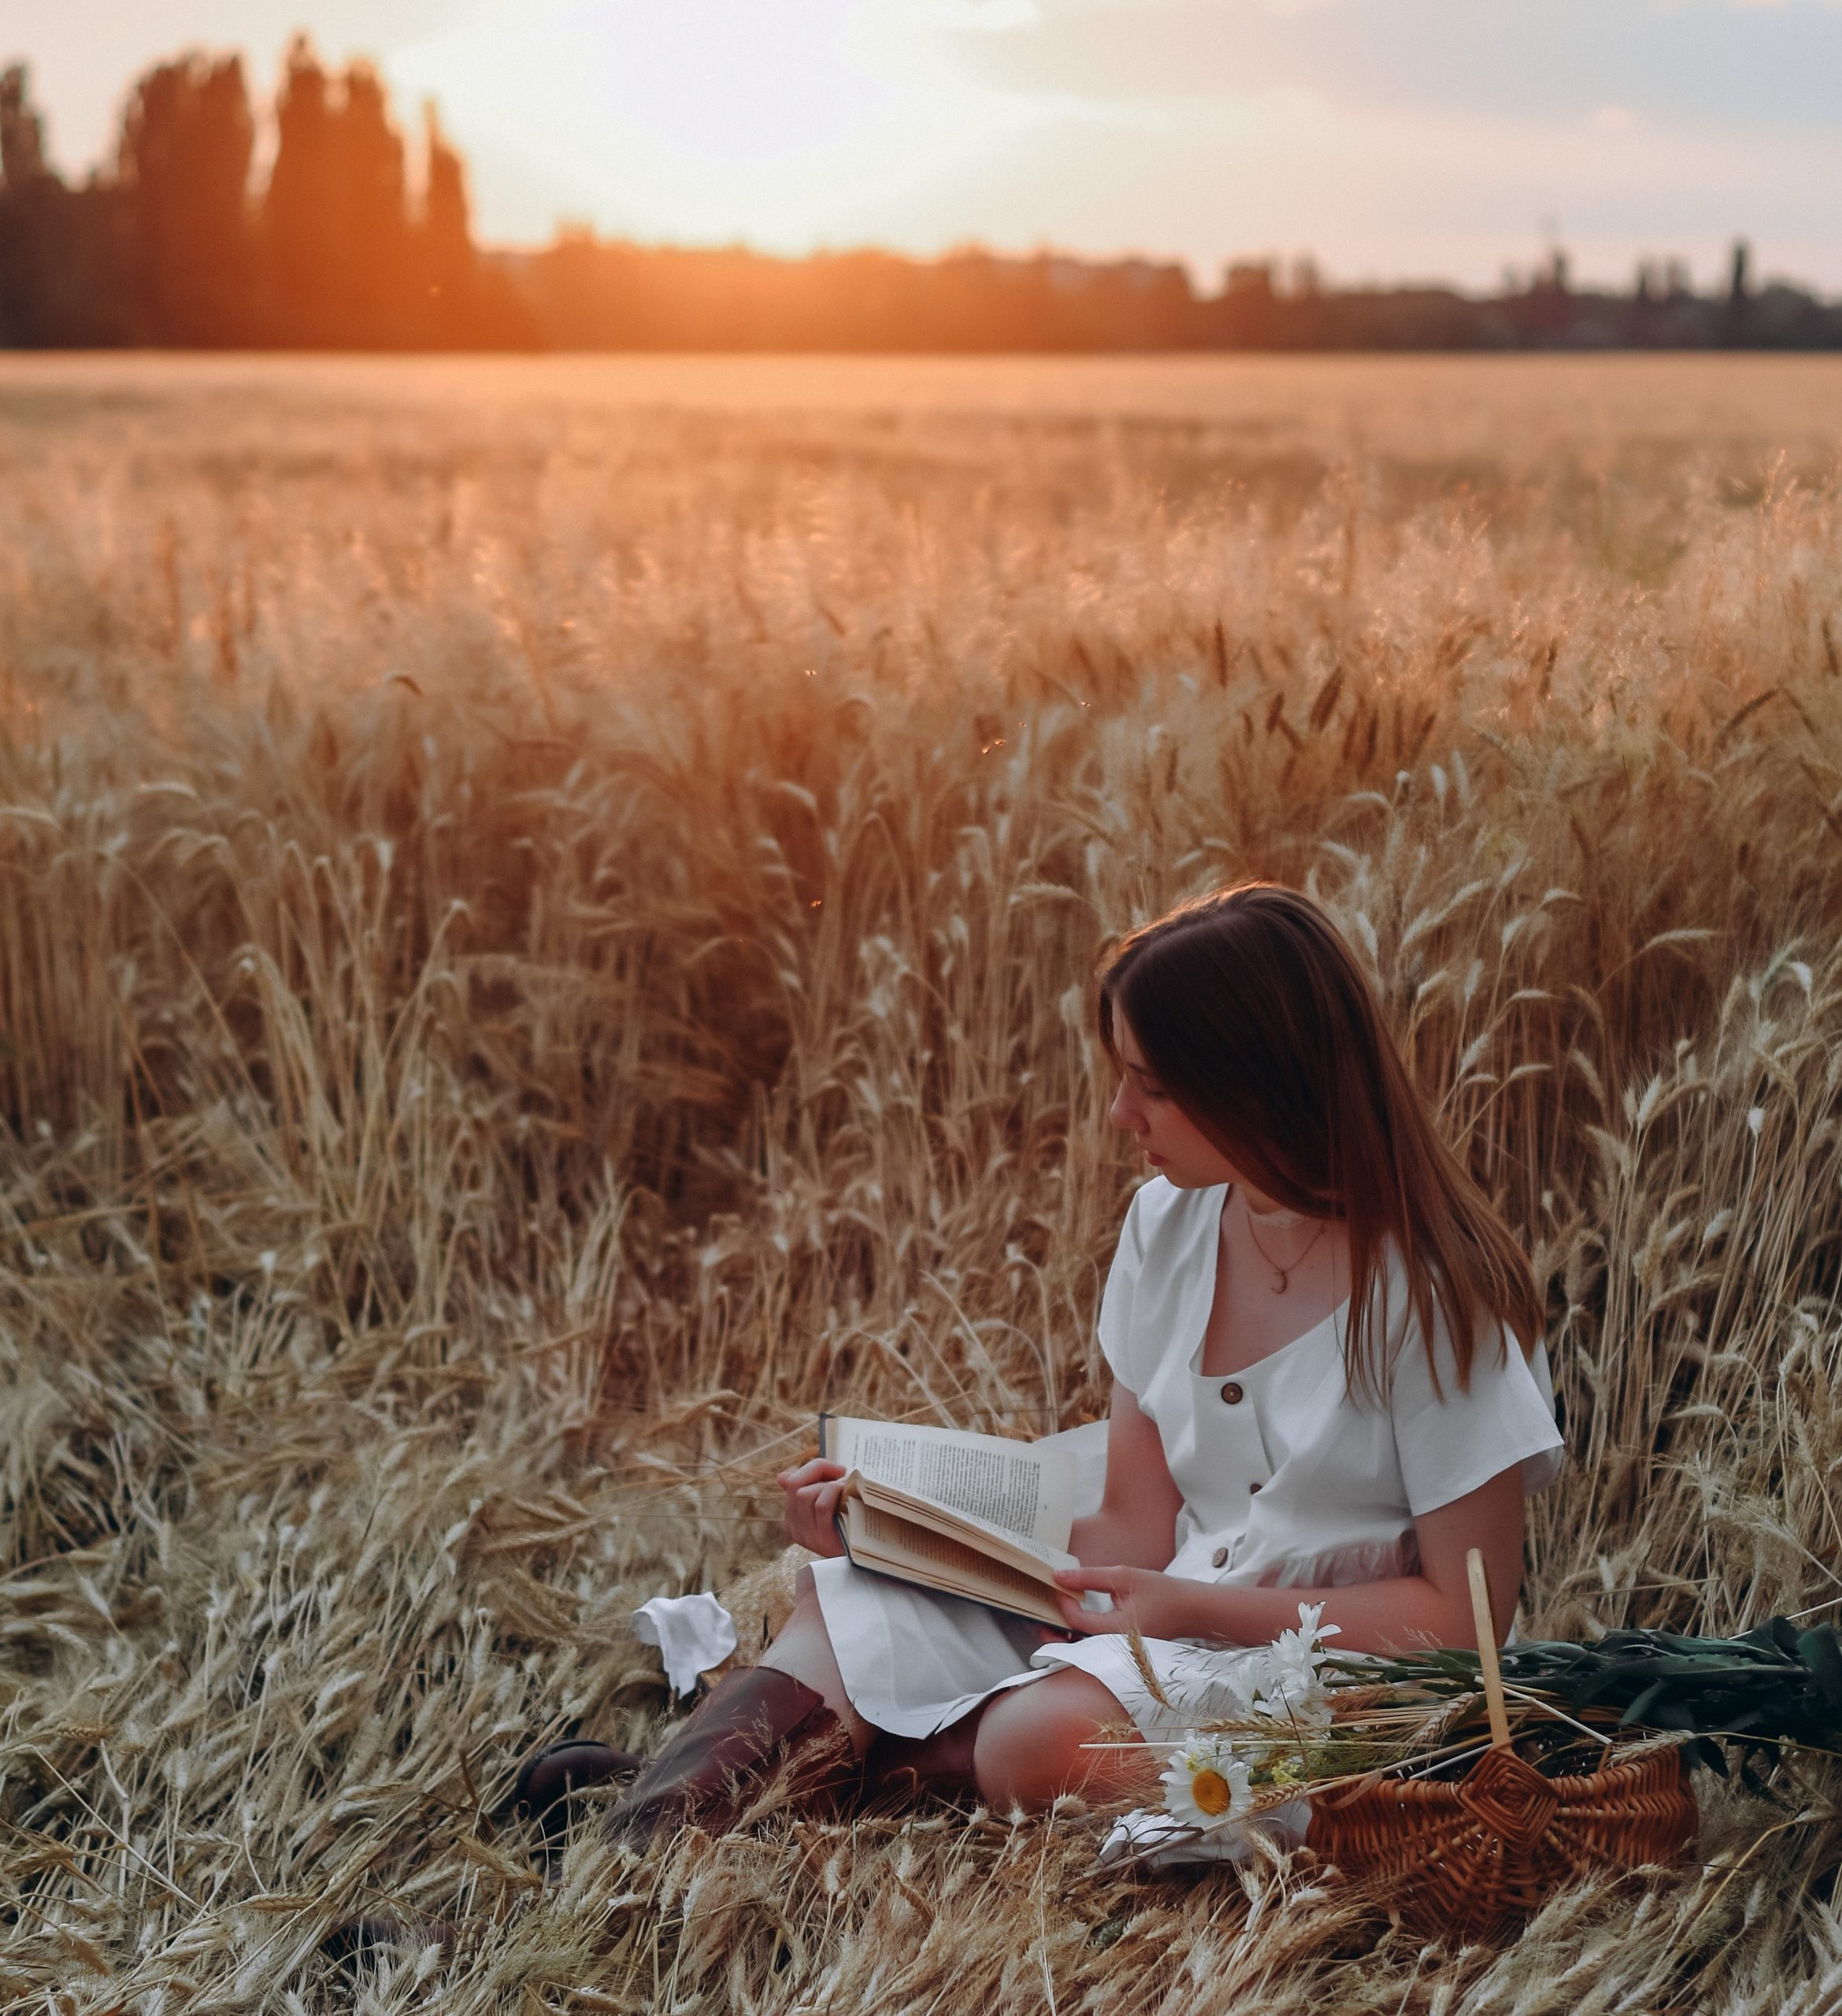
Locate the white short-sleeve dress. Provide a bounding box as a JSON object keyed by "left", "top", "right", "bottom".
{"left": 812, "top": 1177, "right": 1566, "bottom": 1740}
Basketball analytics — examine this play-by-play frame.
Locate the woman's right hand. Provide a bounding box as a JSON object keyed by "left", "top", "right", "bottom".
{"left": 776, "top": 1458, "right": 849, "bottom": 1557}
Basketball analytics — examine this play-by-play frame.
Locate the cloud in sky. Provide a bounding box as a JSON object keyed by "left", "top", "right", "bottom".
{"left": 928, "top": 0, "right": 1842, "bottom": 131}
{"left": 9, "top": 0, "right": 1842, "bottom": 289}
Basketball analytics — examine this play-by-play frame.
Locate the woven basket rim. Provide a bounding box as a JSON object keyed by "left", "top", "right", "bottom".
{"left": 1312, "top": 1729, "right": 1688, "bottom": 1814}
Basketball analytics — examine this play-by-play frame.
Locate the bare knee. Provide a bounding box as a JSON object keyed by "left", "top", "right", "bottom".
{"left": 973, "top": 1671, "right": 1146, "bottom": 1810}
{"left": 759, "top": 1566, "right": 871, "bottom": 1751}
{"left": 763, "top": 1564, "right": 826, "bottom": 1662}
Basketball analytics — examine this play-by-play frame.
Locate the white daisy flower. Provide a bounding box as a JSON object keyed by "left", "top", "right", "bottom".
{"left": 1160, "top": 1735, "right": 1253, "bottom": 1832}
{"left": 1248, "top": 1601, "right": 1341, "bottom": 1726}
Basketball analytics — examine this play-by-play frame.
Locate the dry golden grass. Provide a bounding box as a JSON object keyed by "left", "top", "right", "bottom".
{"left": 6, "top": 353, "right": 1842, "bottom": 2010}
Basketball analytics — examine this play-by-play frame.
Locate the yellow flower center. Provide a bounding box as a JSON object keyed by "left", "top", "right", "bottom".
{"left": 1190, "top": 1767, "right": 1233, "bottom": 1817}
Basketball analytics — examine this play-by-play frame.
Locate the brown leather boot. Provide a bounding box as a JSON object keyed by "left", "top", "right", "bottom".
{"left": 859, "top": 1699, "right": 991, "bottom": 1805}
{"left": 512, "top": 1740, "right": 646, "bottom": 1846}
{"left": 605, "top": 1666, "right": 854, "bottom": 1848}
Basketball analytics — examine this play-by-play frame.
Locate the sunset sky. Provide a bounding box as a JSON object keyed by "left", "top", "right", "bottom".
{"left": 12, "top": 1, "right": 1842, "bottom": 292}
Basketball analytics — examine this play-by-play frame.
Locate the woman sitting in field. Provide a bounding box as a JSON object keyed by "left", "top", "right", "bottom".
{"left": 518, "top": 883, "right": 1564, "bottom": 1844}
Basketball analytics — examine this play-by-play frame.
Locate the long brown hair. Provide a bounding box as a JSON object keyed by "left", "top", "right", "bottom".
{"left": 1097, "top": 884, "right": 1541, "bottom": 1396}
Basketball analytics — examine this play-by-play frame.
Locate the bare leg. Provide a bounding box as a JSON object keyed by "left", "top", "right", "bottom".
{"left": 757, "top": 1566, "right": 873, "bottom": 1754}
{"left": 972, "top": 1668, "right": 1158, "bottom": 1810}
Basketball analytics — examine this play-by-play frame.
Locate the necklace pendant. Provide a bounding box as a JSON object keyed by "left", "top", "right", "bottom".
{"left": 1270, "top": 1269, "right": 1288, "bottom": 1293}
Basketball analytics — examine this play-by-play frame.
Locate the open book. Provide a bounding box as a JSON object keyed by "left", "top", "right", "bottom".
{"left": 820, "top": 1414, "right": 1091, "bottom": 1629}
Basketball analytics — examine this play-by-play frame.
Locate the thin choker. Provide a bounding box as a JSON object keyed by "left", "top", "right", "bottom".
{"left": 1234, "top": 1184, "right": 1327, "bottom": 1293}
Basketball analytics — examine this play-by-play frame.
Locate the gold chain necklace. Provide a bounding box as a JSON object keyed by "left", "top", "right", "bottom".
{"left": 1240, "top": 1188, "right": 1328, "bottom": 1294}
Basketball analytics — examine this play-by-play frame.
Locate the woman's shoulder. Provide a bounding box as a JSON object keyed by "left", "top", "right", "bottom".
{"left": 1118, "top": 1175, "right": 1225, "bottom": 1262}
{"left": 1377, "top": 1269, "right": 1564, "bottom": 1508}
{"left": 1099, "top": 1178, "right": 1225, "bottom": 1392}
{"left": 1366, "top": 1236, "right": 1535, "bottom": 1369}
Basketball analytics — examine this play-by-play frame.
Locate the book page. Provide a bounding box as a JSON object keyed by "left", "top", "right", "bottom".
{"left": 855, "top": 1473, "right": 1077, "bottom": 1576}
{"left": 824, "top": 1417, "right": 1073, "bottom": 1550}
{"left": 843, "top": 1501, "right": 1069, "bottom": 1629}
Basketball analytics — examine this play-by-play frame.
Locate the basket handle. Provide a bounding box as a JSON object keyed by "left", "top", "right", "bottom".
{"left": 1466, "top": 1547, "right": 1512, "bottom": 1750}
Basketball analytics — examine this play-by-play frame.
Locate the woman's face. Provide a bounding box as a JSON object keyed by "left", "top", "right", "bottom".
{"left": 1109, "top": 1011, "right": 1243, "bottom": 1191}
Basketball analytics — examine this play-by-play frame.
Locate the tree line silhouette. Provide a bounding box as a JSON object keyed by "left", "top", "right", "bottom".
{"left": 5, "top": 39, "right": 1841, "bottom": 353}
{"left": 0, "top": 43, "right": 524, "bottom": 347}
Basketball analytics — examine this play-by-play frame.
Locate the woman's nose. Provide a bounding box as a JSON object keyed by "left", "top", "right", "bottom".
{"left": 1109, "top": 1081, "right": 1142, "bottom": 1132}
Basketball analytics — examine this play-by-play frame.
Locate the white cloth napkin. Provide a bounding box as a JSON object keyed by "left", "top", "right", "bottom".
{"left": 630, "top": 1593, "right": 739, "bottom": 1696}
{"left": 1097, "top": 1798, "right": 1311, "bottom": 1870}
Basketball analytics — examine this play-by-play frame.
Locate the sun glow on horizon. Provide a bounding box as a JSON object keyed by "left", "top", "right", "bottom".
{"left": 567, "top": 0, "right": 903, "bottom": 166}
{"left": 382, "top": 0, "right": 1034, "bottom": 251}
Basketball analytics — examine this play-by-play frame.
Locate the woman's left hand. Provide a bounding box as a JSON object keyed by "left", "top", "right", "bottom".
{"left": 1051, "top": 1565, "right": 1202, "bottom": 1640}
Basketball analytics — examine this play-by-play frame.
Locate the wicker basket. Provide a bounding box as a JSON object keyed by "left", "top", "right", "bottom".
{"left": 1305, "top": 1551, "right": 1699, "bottom": 1942}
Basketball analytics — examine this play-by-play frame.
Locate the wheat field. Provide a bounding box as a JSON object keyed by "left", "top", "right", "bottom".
{"left": 6, "top": 352, "right": 1842, "bottom": 2011}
